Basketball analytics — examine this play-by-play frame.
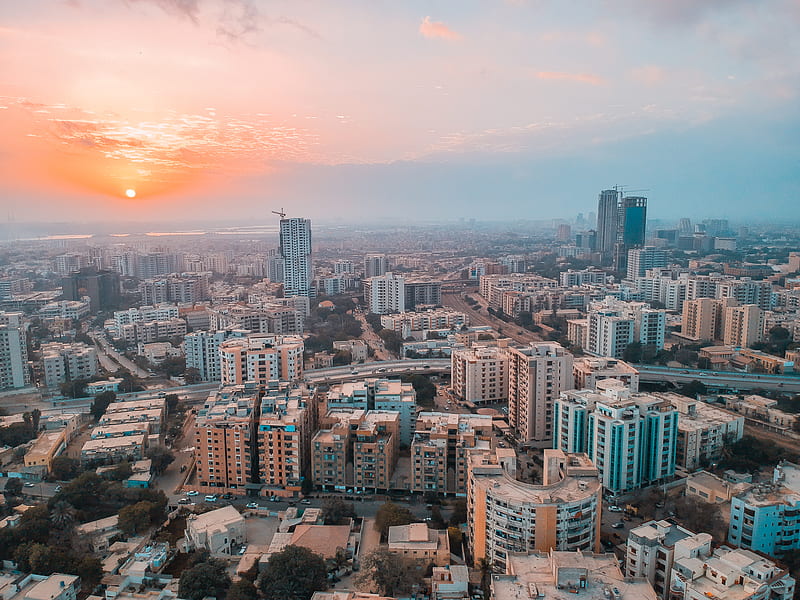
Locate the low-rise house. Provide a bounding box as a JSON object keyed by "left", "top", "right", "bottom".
{"left": 185, "top": 505, "right": 245, "bottom": 556}
{"left": 430, "top": 565, "right": 469, "bottom": 600}
{"left": 387, "top": 523, "right": 450, "bottom": 566}
{"left": 685, "top": 470, "right": 751, "bottom": 504}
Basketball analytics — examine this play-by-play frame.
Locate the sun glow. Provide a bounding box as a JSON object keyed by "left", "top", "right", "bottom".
{"left": 125, "top": 188, "right": 136, "bottom": 198}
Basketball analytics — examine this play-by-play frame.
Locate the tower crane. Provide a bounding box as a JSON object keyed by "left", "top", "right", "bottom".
{"left": 272, "top": 208, "right": 286, "bottom": 219}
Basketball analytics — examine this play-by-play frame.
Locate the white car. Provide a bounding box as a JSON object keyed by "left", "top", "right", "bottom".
{"left": 186, "top": 490, "right": 199, "bottom": 496}
{"left": 204, "top": 495, "right": 218, "bottom": 502}
{"left": 608, "top": 505, "right": 623, "bottom": 512}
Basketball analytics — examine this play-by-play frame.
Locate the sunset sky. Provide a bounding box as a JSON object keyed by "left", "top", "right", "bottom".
{"left": 1, "top": 0, "right": 799, "bottom": 224}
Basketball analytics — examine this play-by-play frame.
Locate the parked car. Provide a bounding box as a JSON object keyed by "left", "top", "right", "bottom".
{"left": 246, "top": 502, "right": 259, "bottom": 509}
{"left": 222, "top": 493, "right": 233, "bottom": 500}
{"left": 178, "top": 498, "right": 190, "bottom": 504}
{"left": 612, "top": 522, "right": 625, "bottom": 529}
{"left": 204, "top": 495, "right": 218, "bottom": 502}
{"left": 186, "top": 490, "right": 199, "bottom": 496}
{"left": 54, "top": 485, "right": 62, "bottom": 492}
{"left": 608, "top": 505, "right": 623, "bottom": 512}
{"left": 24, "top": 482, "right": 35, "bottom": 487}
{"left": 301, "top": 499, "right": 311, "bottom": 504}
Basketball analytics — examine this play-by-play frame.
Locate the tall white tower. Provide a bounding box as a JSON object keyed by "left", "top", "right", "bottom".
{"left": 279, "top": 217, "right": 313, "bottom": 298}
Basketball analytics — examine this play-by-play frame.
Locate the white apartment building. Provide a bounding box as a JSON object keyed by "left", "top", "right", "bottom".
{"left": 716, "top": 278, "right": 773, "bottom": 311}
{"left": 468, "top": 448, "right": 602, "bottom": 572}
{"left": 219, "top": 333, "right": 304, "bottom": 385}
{"left": 112, "top": 304, "right": 179, "bottom": 333}
{"left": 364, "top": 254, "right": 389, "bottom": 278}
{"left": 364, "top": 272, "right": 405, "bottom": 314}
{"left": 451, "top": 345, "right": 509, "bottom": 405}
{"left": 587, "top": 310, "right": 634, "bottom": 358}
{"left": 573, "top": 357, "right": 640, "bottom": 391}
{"left": 669, "top": 395, "right": 744, "bottom": 471}
{"left": 185, "top": 329, "right": 246, "bottom": 381}
{"left": 627, "top": 247, "right": 669, "bottom": 280}
{"left": 279, "top": 217, "right": 313, "bottom": 298}
{"left": 507, "top": 343, "right": 574, "bottom": 447}
{"left": 0, "top": 311, "right": 30, "bottom": 389}
{"left": 39, "top": 300, "right": 91, "bottom": 322}
{"left": 587, "top": 298, "right": 666, "bottom": 356}
{"left": 560, "top": 268, "right": 607, "bottom": 287}
{"left": 380, "top": 308, "right": 468, "bottom": 337}
{"left": 554, "top": 382, "right": 679, "bottom": 494}
{"left": 41, "top": 342, "right": 98, "bottom": 389}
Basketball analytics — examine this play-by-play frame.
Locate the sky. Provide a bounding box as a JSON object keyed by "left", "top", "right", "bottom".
{"left": 1, "top": 0, "right": 799, "bottom": 225}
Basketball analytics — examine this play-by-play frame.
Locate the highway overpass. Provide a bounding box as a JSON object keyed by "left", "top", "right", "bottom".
{"left": 634, "top": 365, "right": 800, "bottom": 394}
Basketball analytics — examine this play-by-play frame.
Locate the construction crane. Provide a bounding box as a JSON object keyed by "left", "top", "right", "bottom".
{"left": 272, "top": 208, "right": 286, "bottom": 219}
{"left": 613, "top": 185, "right": 650, "bottom": 198}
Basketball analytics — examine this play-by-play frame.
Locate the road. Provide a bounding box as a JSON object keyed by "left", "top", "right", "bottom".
{"left": 90, "top": 332, "right": 150, "bottom": 379}
{"left": 442, "top": 292, "right": 543, "bottom": 345}
{"left": 634, "top": 364, "right": 800, "bottom": 393}
{"left": 353, "top": 311, "right": 393, "bottom": 361}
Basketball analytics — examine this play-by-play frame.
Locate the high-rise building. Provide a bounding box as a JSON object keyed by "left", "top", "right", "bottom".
{"left": 405, "top": 279, "right": 442, "bottom": 309}
{"left": 185, "top": 330, "right": 248, "bottom": 382}
{"left": 554, "top": 382, "right": 679, "bottom": 494}
{"left": 364, "top": 254, "right": 389, "bottom": 279}
{"left": 597, "top": 189, "right": 619, "bottom": 255}
{"left": 717, "top": 278, "right": 773, "bottom": 311}
{"left": 587, "top": 298, "right": 666, "bottom": 357}
{"left": 681, "top": 297, "right": 737, "bottom": 342}
{"left": 468, "top": 448, "right": 602, "bottom": 571}
{"left": 723, "top": 304, "right": 764, "bottom": 348}
{"left": 451, "top": 345, "right": 509, "bottom": 405}
{"left": 279, "top": 217, "right": 313, "bottom": 298}
{"left": 587, "top": 310, "right": 634, "bottom": 358}
{"left": 507, "top": 343, "right": 574, "bottom": 448}
{"left": 194, "top": 386, "right": 258, "bottom": 491}
{"left": 627, "top": 247, "right": 668, "bottom": 280}
{"left": 0, "top": 311, "right": 29, "bottom": 390}
{"left": 219, "top": 333, "right": 304, "bottom": 385}
{"left": 556, "top": 223, "right": 571, "bottom": 242}
{"left": 619, "top": 196, "right": 647, "bottom": 248}
{"left": 41, "top": 342, "right": 99, "bottom": 389}
{"left": 410, "top": 412, "right": 493, "bottom": 494}
{"left": 363, "top": 272, "right": 405, "bottom": 314}
{"left": 573, "top": 357, "right": 640, "bottom": 391}
{"left": 61, "top": 266, "right": 120, "bottom": 312}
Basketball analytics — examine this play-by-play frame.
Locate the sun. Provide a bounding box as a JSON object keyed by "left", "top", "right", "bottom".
{"left": 125, "top": 188, "right": 136, "bottom": 198}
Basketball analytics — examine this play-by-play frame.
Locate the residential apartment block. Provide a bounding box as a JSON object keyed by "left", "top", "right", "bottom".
{"left": 41, "top": 342, "right": 98, "bottom": 389}
{"left": 573, "top": 357, "right": 639, "bottom": 392}
{"left": 723, "top": 304, "right": 765, "bottom": 348}
{"left": 507, "top": 343, "right": 574, "bottom": 448}
{"left": 0, "top": 311, "right": 29, "bottom": 389}
{"left": 451, "top": 345, "right": 509, "bottom": 406}
{"left": 380, "top": 309, "right": 468, "bottom": 338}
{"left": 468, "top": 448, "right": 602, "bottom": 572}
{"left": 219, "top": 334, "right": 304, "bottom": 385}
{"left": 410, "top": 412, "right": 492, "bottom": 495}
{"left": 669, "top": 395, "right": 744, "bottom": 471}
{"left": 363, "top": 272, "right": 405, "bottom": 314}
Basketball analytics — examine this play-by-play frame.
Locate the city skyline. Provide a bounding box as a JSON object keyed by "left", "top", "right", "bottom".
{"left": 1, "top": 1, "right": 799, "bottom": 223}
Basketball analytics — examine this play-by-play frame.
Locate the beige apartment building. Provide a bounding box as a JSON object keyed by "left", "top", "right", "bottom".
{"left": 680, "top": 297, "right": 737, "bottom": 342}
{"left": 507, "top": 343, "right": 574, "bottom": 448}
{"left": 194, "top": 385, "right": 258, "bottom": 492}
{"left": 410, "top": 412, "right": 492, "bottom": 495}
{"left": 311, "top": 409, "right": 399, "bottom": 492}
{"left": 450, "top": 344, "right": 509, "bottom": 405}
{"left": 723, "top": 304, "right": 764, "bottom": 348}
{"left": 468, "top": 448, "right": 602, "bottom": 572}
{"left": 219, "top": 334, "right": 304, "bottom": 385}
{"left": 573, "top": 356, "right": 639, "bottom": 392}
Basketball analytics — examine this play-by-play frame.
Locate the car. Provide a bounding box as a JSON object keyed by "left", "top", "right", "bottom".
{"left": 608, "top": 505, "right": 623, "bottom": 512}
{"left": 178, "top": 498, "right": 190, "bottom": 504}
{"left": 301, "top": 499, "right": 311, "bottom": 504}
{"left": 186, "top": 490, "right": 199, "bottom": 496}
{"left": 54, "top": 485, "right": 62, "bottom": 492}
{"left": 351, "top": 370, "right": 358, "bottom": 375}
{"left": 222, "top": 493, "right": 233, "bottom": 500}
{"left": 377, "top": 367, "right": 387, "bottom": 373}
{"left": 204, "top": 495, "right": 218, "bottom": 502}
{"left": 238, "top": 545, "right": 247, "bottom": 555}
{"left": 246, "top": 502, "right": 259, "bottom": 509}
{"left": 612, "top": 522, "right": 625, "bottom": 529}
{"left": 24, "top": 482, "right": 35, "bottom": 487}
{"left": 423, "top": 364, "right": 430, "bottom": 369}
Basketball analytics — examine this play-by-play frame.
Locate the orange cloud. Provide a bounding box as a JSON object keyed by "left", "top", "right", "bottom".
{"left": 536, "top": 71, "right": 605, "bottom": 85}
{"left": 630, "top": 65, "right": 667, "bottom": 85}
{"left": 419, "top": 16, "right": 462, "bottom": 41}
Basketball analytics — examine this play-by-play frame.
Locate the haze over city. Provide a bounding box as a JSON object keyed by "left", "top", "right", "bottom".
{"left": 1, "top": 0, "right": 799, "bottom": 224}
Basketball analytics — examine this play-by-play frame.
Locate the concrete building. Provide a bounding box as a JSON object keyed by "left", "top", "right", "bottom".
{"left": 723, "top": 304, "right": 765, "bottom": 348}
{"left": 20, "top": 574, "right": 80, "bottom": 600}
{"left": 507, "top": 343, "right": 574, "bottom": 448}
{"left": 115, "top": 318, "right": 187, "bottom": 344}
{"left": 219, "top": 334, "right": 304, "bottom": 385}
{"left": 493, "top": 550, "right": 657, "bottom": 600}
{"left": 113, "top": 305, "right": 179, "bottom": 334}
{"left": 728, "top": 461, "right": 800, "bottom": 556}
{"left": 364, "top": 272, "right": 405, "bottom": 315}
{"left": 451, "top": 345, "right": 509, "bottom": 406}
{"left": 716, "top": 278, "right": 773, "bottom": 311}
{"left": 279, "top": 217, "right": 313, "bottom": 298}
{"left": 0, "top": 311, "right": 29, "bottom": 390}
{"left": 380, "top": 309, "right": 468, "bottom": 338}
{"left": 626, "top": 520, "right": 709, "bottom": 600}
{"left": 468, "top": 448, "right": 602, "bottom": 571}
{"left": 80, "top": 434, "right": 147, "bottom": 466}
{"left": 681, "top": 297, "right": 738, "bottom": 342}
{"left": 257, "top": 382, "right": 314, "bottom": 494}
{"left": 669, "top": 395, "right": 744, "bottom": 471}
{"left": 185, "top": 505, "right": 246, "bottom": 556}
{"left": 364, "top": 254, "right": 389, "bottom": 279}
{"left": 332, "top": 339, "right": 368, "bottom": 363}
{"left": 587, "top": 298, "right": 666, "bottom": 356}
{"left": 627, "top": 247, "right": 669, "bottom": 280}
{"left": 430, "top": 565, "right": 469, "bottom": 600}
{"left": 685, "top": 470, "right": 751, "bottom": 504}
{"left": 24, "top": 429, "right": 67, "bottom": 473}
{"left": 560, "top": 268, "right": 607, "bottom": 287}
{"left": 723, "top": 394, "right": 798, "bottom": 432}
{"left": 573, "top": 357, "right": 639, "bottom": 392}
{"left": 597, "top": 188, "right": 620, "bottom": 257}
{"left": 311, "top": 409, "right": 399, "bottom": 492}
{"left": 404, "top": 279, "right": 442, "bottom": 309}
{"left": 40, "top": 342, "right": 98, "bottom": 389}
{"left": 554, "top": 382, "right": 679, "bottom": 494}
{"left": 194, "top": 386, "right": 258, "bottom": 491}
{"left": 670, "top": 545, "right": 794, "bottom": 600}
{"left": 61, "top": 266, "right": 120, "bottom": 311}
{"left": 184, "top": 329, "right": 247, "bottom": 382}
{"left": 410, "top": 412, "right": 492, "bottom": 495}
{"left": 586, "top": 310, "right": 634, "bottom": 358}
{"left": 387, "top": 522, "right": 450, "bottom": 566}
{"left": 39, "top": 300, "right": 91, "bottom": 322}
{"left": 325, "top": 378, "right": 416, "bottom": 445}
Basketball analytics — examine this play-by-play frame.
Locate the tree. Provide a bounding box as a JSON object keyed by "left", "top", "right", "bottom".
{"left": 50, "top": 457, "right": 80, "bottom": 481}
{"left": 374, "top": 501, "right": 416, "bottom": 540}
{"left": 448, "top": 527, "right": 463, "bottom": 557}
{"left": 449, "top": 498, "right": 467, "bottom": 526}
{"left": 184, "top": 367, "right": 202, "bottom": 384}
{"left": 90, "top": 391, "right": 116, "bottom": 421}
{"left": 179, "top": 558, "right": 232, "bottom": 600}
{"left": 429, "top": 505, "right": 446, "bottom": 529}
{"left": 50, "top": 500, "right": 77, "bottom": 529}
{"left": 673, "top": 496, "right": 726, "bottom": 541}
{"left": 678, "top": 380, "right": 708, "bottom": 399}
{"left": 321, "top": 497, "right": 355, "bottom": 525}
{"left": 355, "top": 548, "right": 421, "bottom": 597}
{"left": 401, "top": 374, "right": 436, "bottom": 407}
{"left": 623, "top": 342, "right": 643, "bottom": 363}
{"left": 226, "top": 579, "right": 258, "bottom": 600}
{"left": 146, "top": 446, "right": 175, "bottom": 474}
{"left": 477, "top": 558, "right": 493, "bottom": 600}
{"left": 60, "top": 378, "right": 89, "bottom": 399}
{"left": 4, "top": 478, "right": 22, "bottom": 497}
{"left": 109, "top": 461, "right": 133, "bottom": 481}
{"left": 118, "top": 501, "right": 156, "bottom": 535}
{"left": 258, "top": 545, "right": 328, "bottom": 600}
{"left": 165, "top": 394, "right": 180, "bottom": 414}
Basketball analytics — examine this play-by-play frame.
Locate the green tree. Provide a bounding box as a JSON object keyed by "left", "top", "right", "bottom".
{"left": 258, "top": 545, "right": 328, "bottom": 600}
{"left": 401, "top": 374, "right": 436, "bottom": 407}
{"left": 449, "top": 498, "right": 467, "bottom": 526}
{"left": 50, "top": 457, "right": 81, "bottom": 481}
{"left": 4, "top": 478, "right": 22, "bottom": 497}
{"left": 320, "top": 497, "right": 355, "bottom": 525}
{"left": 179, "top": 558, "right": 232, "bottom": 600}
{"left": 118, "top": 501, "right": 156, "bottom": 535}
{"left": 374, "top": 501, "right": 416, "bottom": 540}
{"left": 50, "top": 500, "right": 77, "bottom": 529}
{"left": 146, "top": 446, "right": 175, "bottom": 474}
{"left": 184, "top": 367, "right": 202, "bottom": 384}
{"left": 165, "top": 394, "right": 180, "bottom": 414}
{"left": 109, "top": 461, "right": 133, "bottom": 481}
{"left": 623, "top": 341, "right": 643, "bottom": 363}
{"left": 355, "top": 548, "right": 421, "bottom": 597}
{"left": 90, "top": 391, "right": 116, "bottom": 421}
{"left": 448, "top": 526, "right": 463, "bottom": 556}
{"left": 225, "top": 579, "right": 258, "bottom": 600}
{"left": 678, "top": 380, "right": 708, "bottom": 399}
{"left": 60, "top": 378, "right": 89, "bottom": 399}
